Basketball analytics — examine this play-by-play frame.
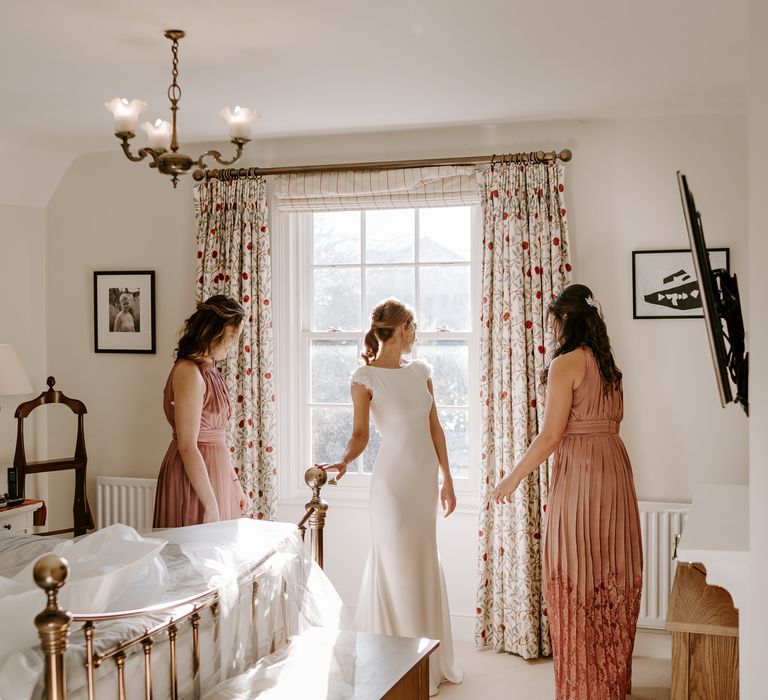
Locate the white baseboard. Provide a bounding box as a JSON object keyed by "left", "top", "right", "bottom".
{"left": 633, "top": 627, "right": 672, "bottom": 659}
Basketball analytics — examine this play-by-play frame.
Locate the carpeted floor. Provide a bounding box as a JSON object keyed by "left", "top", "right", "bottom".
{"left": 436, "top": 641, "right": 671, "bottom": 700}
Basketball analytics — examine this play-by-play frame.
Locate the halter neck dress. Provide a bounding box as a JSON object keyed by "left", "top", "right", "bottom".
{"left": 543, "top": 349, "right": 643, "bottom": 699}
{"left": 153, "top": 360, "right": 241, "bottom": 527}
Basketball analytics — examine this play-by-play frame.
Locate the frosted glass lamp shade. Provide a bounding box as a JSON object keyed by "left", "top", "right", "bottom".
{"left": 140, "top": 119, "right": 173, "bottom": 149}
{"left": 0, "top": 344, "right": 33, "bottom": 395}
{"left": 105, "top": 98, "right": 148, "bottom": 134}
{"left": 218, "top": 105, "right": 257, "bottom": 140}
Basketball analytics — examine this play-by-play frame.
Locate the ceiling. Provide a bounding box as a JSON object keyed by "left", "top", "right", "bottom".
{"left": 0, "top": 0, "right": 747, "bottom": 208}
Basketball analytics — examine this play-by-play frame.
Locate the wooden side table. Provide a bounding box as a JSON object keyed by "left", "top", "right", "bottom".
{"left": 0, "top": 499, "right": 44, "bottom": 534}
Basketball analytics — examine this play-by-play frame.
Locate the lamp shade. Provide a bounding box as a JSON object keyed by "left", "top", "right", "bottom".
{"left": 0, "top": 344, "right": 33, "bottom": 395}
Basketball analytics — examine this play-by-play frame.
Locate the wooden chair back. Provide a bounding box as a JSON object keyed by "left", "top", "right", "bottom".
{"left": 13, "top": 376, "right": 93, "bottom": 536}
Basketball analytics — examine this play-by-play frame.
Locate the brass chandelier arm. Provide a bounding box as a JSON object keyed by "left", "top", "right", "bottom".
{"left": 117, "top": 134, "right": 163, "bottom": 168}
{"left": 194, "top": 140, "right": 248, "bottom": 169}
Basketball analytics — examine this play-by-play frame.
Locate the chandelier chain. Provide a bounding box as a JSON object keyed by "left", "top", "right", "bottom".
{"left": 109, "top": 29, "right": 252, "bottom": 188}
{"left": 167, "top": 35, "right": 181, "bottom": 153}
{"left": 167, "top": 37, "right": 182, "bottom": 105}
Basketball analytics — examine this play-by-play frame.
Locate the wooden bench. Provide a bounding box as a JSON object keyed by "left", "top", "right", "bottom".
{"left": 666, "top": 562, "right": 739, "bottom": 699}
{"left": 207, "top": 627, "right": 439, "bottom": 699}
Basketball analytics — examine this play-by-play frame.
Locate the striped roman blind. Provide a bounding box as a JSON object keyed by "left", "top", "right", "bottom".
{"left": 274, "top": 166, "right": 480, "bottom": 211}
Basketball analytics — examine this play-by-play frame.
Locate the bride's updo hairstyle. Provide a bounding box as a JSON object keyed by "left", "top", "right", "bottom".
{"left": 176, "top": 295, "right": 245, "bottom": 363}
{"left": 362, "top": 298, "right": 415, "bottom": 365}
{"left": 542, "top": 283, "right": 622, "bottom": 393}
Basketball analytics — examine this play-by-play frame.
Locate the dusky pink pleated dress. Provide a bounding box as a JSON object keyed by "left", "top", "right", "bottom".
{"left": 153, "top": 360, "right": 242, "bottom": 528}
{"left": 543, "top": 349, "right": 643, "bottom": 700}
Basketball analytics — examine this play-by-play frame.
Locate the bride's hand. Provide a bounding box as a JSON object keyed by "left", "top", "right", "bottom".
{"left": 316, "top": 461, "right": 348, "bottom": 484}
{"left": 441, "top": 480, "right": 457, "bottom": 517}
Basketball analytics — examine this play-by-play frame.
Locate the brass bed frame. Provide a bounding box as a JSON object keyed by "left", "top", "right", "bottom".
{"left": 32, "top": 466, "right": 330, "bottom": 700}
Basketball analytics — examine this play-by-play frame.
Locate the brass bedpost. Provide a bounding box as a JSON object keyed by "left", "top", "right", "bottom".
{"left": 303, "top": 467, "right": 329, "bottom": 569}
{"left": 34, "top": 555, "right": 72, "bottom": 700}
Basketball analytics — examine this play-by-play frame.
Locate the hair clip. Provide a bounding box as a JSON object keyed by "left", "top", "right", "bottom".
{"left": 585, "top": 295, "right": 599, "bottom": 309}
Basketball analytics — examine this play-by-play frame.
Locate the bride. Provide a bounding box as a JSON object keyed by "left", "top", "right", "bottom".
{"left": 318, "top": 297, "right": 463, "bottom": 696}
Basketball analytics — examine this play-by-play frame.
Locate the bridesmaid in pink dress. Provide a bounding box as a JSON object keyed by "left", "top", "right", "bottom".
{"left": 494, "top": 284, "right": 642, "bottom": 700}
{"left": 153, "top": 295, "right": 247, "bottom": 527}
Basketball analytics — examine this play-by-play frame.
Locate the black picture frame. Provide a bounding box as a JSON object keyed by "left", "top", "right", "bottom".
{"left": 93, "top": 271, "right": 156, "bottom": 353}
{"left": 632, "top": 248, "right": 730, "bottom": 319}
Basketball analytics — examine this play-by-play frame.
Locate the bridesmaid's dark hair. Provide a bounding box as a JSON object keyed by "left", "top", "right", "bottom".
{"left": 176, "top": 295, "right": 245, "bottom": 363}
{"left": 362, "top": 298, "right": 415, "bottom": 365}
{"left": 542, "top": 284, "right": 622, "bottom": 393}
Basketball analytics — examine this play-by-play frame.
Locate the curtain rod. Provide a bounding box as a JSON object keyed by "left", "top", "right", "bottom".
{"left": 192, "top": 149, "right": 572, "bottom": 182}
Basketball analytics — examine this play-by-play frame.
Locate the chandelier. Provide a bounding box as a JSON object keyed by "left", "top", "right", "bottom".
{"left": 105, "top": 30, "right": 256, "bottom": 188}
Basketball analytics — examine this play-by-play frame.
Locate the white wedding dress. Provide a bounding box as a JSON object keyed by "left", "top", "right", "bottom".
{"left": 351, "top": 359, "right": 462, "bottom": 696}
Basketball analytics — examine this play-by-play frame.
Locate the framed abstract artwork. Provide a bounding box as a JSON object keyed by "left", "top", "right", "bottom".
{"left": 632, "top": 248, "right": 729, "bottom": 319}
{"left": 93, "top": 271, "right": 156, "bottom": 353}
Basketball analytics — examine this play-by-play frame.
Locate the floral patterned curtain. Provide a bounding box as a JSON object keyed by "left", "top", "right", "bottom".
{"left": 475, "top": 161, "right": 572, "bottom": 657}
{"left": 193, "top": 177, "right": 276, "bottom": 520}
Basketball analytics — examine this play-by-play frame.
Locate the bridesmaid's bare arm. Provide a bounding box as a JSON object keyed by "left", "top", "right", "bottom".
{"left": 173, "top": 360, "right": 219, "bottom": 521}
{"left": 493, "top": 353, "right": 580, "bottom": 504}
{"left": 427, "top": 378, "right": 456, "bottom": 517}
{"left": 317, "top": 382, "right": 371, "bottom": 482}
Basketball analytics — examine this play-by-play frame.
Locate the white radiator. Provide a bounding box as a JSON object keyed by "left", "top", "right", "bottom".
{"left": 637, "top": 500, "right": 689, "bottom": 629}
{"left": 96, "top": 476, "right": 158, "bottom": 532}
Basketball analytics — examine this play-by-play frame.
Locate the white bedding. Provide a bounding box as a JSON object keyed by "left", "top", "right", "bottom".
{"left": 0, "top": 519, "right": 345, "bottom": 700}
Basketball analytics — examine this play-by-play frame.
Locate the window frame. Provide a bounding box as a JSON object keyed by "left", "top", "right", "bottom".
{"left": 274, "top": 204, "right": 482, "bottom": 509}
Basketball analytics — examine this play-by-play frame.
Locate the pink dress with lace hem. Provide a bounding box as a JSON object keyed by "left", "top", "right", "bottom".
{"left": 543, "top": 350, "right": 643, "bottom": 700}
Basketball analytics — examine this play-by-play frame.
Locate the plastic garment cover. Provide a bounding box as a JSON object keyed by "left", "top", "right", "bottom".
{"left": 0, "top": 519, "right": 350, "bottom": 700}
{"left": 158, "top": 519, "right": 352, "bottom": 697}
{"left": 202, "top": 627, "right": 357, "bottom": 700}
{"left": 0, "top": 524, "right": 167, "bottom": 700}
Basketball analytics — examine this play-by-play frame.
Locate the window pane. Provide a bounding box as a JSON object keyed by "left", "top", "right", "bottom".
{"left": 419, "top": 207, "right": 471, "bottom": 262}
{"left": 439, "top": 408, "right": 469, "bottom": 479}
{"left": 310, "top": 406, "right": 379, "bottom": 475}
{"left": 365, "top": 209, "right": 415, "bottom": 263}
{"left": 365, "top": 266, "right": 416, "bottom": 315}
{"left": 313, "top": 212, "right": 360, "bottom": 264}
{"left": 417, "top": 340, "right": 468, "bottom": 406}
{"left": 419, "top": 265, "right": 471, "bottom": 331}
{"left": 311, "top": 406, "right": 352, "bottom": 466}
{"left": 311, "top": 340, "right": 359, "bottom": 403}
{"left": 313, "top": 268, "right": 361, "bottom": 331}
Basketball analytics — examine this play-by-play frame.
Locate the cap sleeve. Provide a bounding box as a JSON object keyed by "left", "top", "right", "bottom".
{"left": 350, "top": 365, "right": 374, "bottom": 392}
{"left": 412, "top": 359, "right": 433, "bottom": 381}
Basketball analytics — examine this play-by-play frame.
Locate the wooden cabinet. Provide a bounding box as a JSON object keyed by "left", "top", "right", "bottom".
{"left": 215, "top": 628, "right": 438, "bottom": 698}
{"left": 0, "top": 500, "right": 42, "bottom": 534}
{"left": 666, "top": 562, "right": 739, "bottom": 699}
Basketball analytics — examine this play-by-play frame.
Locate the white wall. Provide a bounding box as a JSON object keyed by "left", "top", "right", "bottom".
{"left": 0, "top": 204, "right": 48, "bottom": 499}
{"left": 745, "top": 1, "right": 767, "bottom": 696}
{"left": 44, "top": 153, "right": 198, "bottom": 531}
{"left": 41, "top": 115, "right": 748, "bottom": 639}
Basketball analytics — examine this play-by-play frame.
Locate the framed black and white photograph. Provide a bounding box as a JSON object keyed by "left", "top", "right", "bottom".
{"left": 632, "top": 248, "right": 729, "bottom": 319}
{"left": 94, "top": 271, "right": 156, "bottom": 352}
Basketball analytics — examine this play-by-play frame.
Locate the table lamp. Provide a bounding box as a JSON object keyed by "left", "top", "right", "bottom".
{"left": 0, "top": 344, "right": 33, "bottom": 499}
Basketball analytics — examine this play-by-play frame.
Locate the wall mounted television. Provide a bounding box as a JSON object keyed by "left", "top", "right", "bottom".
{"left": 676, "top": 171, "right": 748, "bottom": 415}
